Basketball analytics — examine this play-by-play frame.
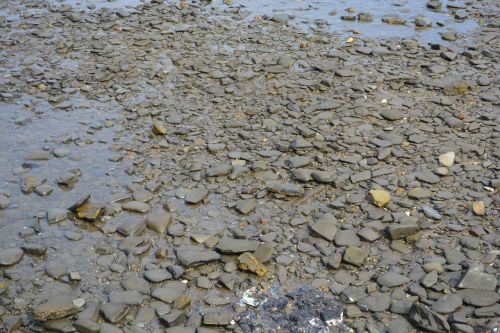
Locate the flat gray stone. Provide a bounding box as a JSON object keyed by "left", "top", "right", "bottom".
{"left": 0, "top": 248, "right": 24, "bottom": 266}
{"left": 458, "top": 263, "right": 497, "bottom": 291}
{"left": 121, "top": 201, "right": 150, "bottom": 213}
{"left": 311, "top": 214, "right": 338, "bottom": 241}
{"left": 34, "top": 294, "right": 76, "bottom": 321}
{"left": 216, "top": 238, "right": 259, "bottom": 254}
{"left": 431, "top": 294, "right": 463, "bottom": 314}
{"left": 378, "top": 272, "right": 410, "bottom": 288}
{"left": 176, "top": 246, "right": 221, "bottom": 267}
{"left": 203, "top": 311, "right": 234, "bottom": 325}
{"left": 236, "top": 199, "right": 258, "bottom": 214}
{"left": 152, "top": 281, "right": 186, "bottom": 304}
{"left": 358, "top": 293, "right": 391, "bottom": 312}
{"left": 146, "top": 211, "right": 172, "bottom": 233}
{"left": 184, "top": 187, "right": 208, "bottom": 204}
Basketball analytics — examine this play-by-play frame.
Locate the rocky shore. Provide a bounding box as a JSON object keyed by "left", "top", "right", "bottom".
{"left": 0, "top": 0, "right": 499, "bottom": 332}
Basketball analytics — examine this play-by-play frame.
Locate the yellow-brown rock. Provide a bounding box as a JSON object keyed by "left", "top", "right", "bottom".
{"left": 369, "top": 189, "right": 391, "bottom": 207}
{"left": 237, "top": 252, "right": 268, "bottom": 277}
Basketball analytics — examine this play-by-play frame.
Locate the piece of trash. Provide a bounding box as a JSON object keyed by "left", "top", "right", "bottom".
{"left": 241, "top": 287, "right": 267, "bottom": 307}
{"left": 238, "top": 286, "right": 343, "bottom": 332}
{"left": 241, "top": 287, "right": 260, "bottom": 307}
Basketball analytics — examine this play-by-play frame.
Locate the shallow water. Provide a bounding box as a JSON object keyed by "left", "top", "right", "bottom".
{"left": 43, "top": 0, "right": 478, "bottom": 43}
{"left": 214, "top": 0, "right": 477, "bottom": 43}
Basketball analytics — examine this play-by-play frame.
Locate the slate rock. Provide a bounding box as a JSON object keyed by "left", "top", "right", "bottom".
{"left": 311, "top": 213, "right": 338, "bottom": 241}
{"left": 184, "top": 187, "right": 208, "bottom": 204}
{"left": 380, "top": 109, "right": 404, "bottom": 121}
{"left": 431, "top": 294, "right": 463, "bottom": 314}
{"left": 378, "top": 272, "right": 410, "bottom": 287}
{"left": 216, "top": 238, "right": 259, "bottom": 254}
{"left": 152, "top": 281, "right": 187, "bottom": 304}
{"left": 100, "top": 303, "right": 130, "bottom": 323}
{"left": 122, "top": 201, "right": 150, "bottom": 213}
{"left": 236, "top": 199, "right": 258, "bottom": 214}
{"left": 458, "top": 263, "right": 497, "bottom": 291}
{"left": 358, "top": 293, "right": 391, "bottom": 312}
{"left": 343, "top": 246, "right": 369, "bottom": 266}
{"left": 408, "top": 303, "right": 450, "bottom": 333}
{"left": 203, "top": 311, "right": 234, "bottom": 325}
{"left": 459, "top": 289, "right": 500, "bottom": 307}
{"left": 176, "top": 246, "right": 221, "bottom": 267}
{"left": 334, "top": 230, "right": 361, "bottom": 246}
{"left": 146, "top": 211, "right": 172, "bottom": 233}
{"left": 387, "top": 223, "right": 419, "bottom": 239}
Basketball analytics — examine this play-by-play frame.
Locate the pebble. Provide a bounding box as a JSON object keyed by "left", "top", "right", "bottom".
{"left": 438, "top": 152, "right": 455, "bottom": 167}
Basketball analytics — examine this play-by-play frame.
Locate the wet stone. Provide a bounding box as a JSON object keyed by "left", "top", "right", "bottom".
{"left": 47, "top": 208, "right": 70, "bottom": 224}
{"left": 146, "top": 211, "right": 172, "bottom": 233}
{"left": 408, "top": 188, "right": 433, "bottom": 199}
{"left": 76, "top": 202, "right": 104, "bottom": 221}
{"left": 266, "top": 182, "right": 304, "bottom": 196}
{"left": 99, "top": 323, "right": 123, "bottom": 333}
{"left": 117, "top": 219, "right": 146, "bottom": 237}
{"left": 0, "top": 248, "right": 24, "bottom": 266}
{"left": 100, "top": 303, "right": 130, "bottom": 324}
{"left": 132, "top": 190, "right": 154, "bottom": 203}
{"left": 144, "top": 269, "right": 172, "bottom": 283}
{"left": 311, "top": 213, "right": 338, "bottom": 241}
{"left": 382, "top": 14, "right": 407, "bottom": 24}
{"left": 458, "top": 263, "right": 497, "bottom": 291}
{"left": 73, "top": 318, "right": 100, "bottom": 333}
{"left": 236, "top": 199, "right": 258, "bottom": 214}
{"left": 387, "top": 223, "right": 419, "bottom": 239}
{"left": 216, "top": 238, "right": 259, "bottom": 254}
{"left": 109, "top": 290, "right": 144, "bottom": 305}
{"left": 184, "top": 187, "right": 208, "bottom": 204}
{"left": 237, "top": 252, "right": 268, "bottom": 277}
{"left": 358, "top": 293, "right": 391, "bottom": 312}
{"left": 343, "top": 246, "right": 369, "bottom": 266}
{"left": 176, "top": 246, "right": 221, "bottom": 267}
{"left": 21, "top": 241, "right": 47, "bottom": 255}
{"left": 431, "top": 294, "right": 463, "bottom": 314}
{"left": 254, "top": 243, "right": 274, "bottom": 263}
{"left": 459, "top": 289, "right": 500, "bottom": 307}
{"left": 377, "top": 272, "right": 410, "bottom": 288}
{"left": 380, "top": 109, "right": 404, "bottom": 121}
{"left": 408, "top": 303, "right": 450, "bottom": 333}
{"left": 0, "top": 194, "right": 10, "bottom": 209}
{"left": 122, "top": 201, "right": 150, "bottom": 213}
{"left": 203, "top": 311, "right": 234, "bottom": 326}
{"left": 334, "top": 230, "right": 361, "bottom": 247}
{"left": 45, "top": 262, "right": 68, "bottom": 279}
{"left": 34, "top": 294, "right": 77, "bottom": 321}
